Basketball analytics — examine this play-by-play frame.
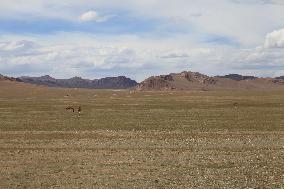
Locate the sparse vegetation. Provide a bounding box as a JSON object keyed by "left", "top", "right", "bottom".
{"left": 0, "top": 81, "right": 283, "bottom": 188}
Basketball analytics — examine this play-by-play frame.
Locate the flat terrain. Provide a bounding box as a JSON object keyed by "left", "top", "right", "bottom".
{"left": 0, "top": 81, "right": 283, "bottom": 188}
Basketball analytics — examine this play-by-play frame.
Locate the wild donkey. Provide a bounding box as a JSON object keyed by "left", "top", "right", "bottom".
{"left": 66, "top": 106, "right": 82, "bottom": 114}
{"left": 66, "top": 106, "right": 75, "bottom": 112}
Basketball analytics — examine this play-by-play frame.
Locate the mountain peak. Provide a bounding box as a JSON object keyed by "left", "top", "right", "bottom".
{"left": 40, "top": 75, "right": 54, "bottom": 79}
{"left": 70, "top": 76, "right": 83, "bottom": 80}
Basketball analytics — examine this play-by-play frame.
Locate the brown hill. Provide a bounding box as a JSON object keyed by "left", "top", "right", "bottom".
{"left": 137, "top": 71, "right": 284, "bottom": 91}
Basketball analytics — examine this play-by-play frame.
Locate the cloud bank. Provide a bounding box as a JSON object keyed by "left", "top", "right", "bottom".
{"left": 1, "top": 28, "right": 284, "bottom": 81}
{"left": 0, "top": 1, "right": 284, "bottom": 80}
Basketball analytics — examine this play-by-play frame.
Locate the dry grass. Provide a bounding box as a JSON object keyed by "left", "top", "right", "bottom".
{"left": 0, "top": 81, "right": 283, "bottom": 188}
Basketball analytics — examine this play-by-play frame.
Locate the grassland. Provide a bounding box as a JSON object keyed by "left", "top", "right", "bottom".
{"left": 0, "top": 81, "right": 283, "bottom": 188}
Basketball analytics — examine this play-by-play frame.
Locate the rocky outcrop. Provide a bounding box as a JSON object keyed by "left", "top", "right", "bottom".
{"left": 177, "top": 71, "right": 209, "bottom": 82}
{"left": 137, "top": 71, "right": 284, "bottom": 91}
{"left": 137, "top": 71, "right": 215, "bottom": 91}
{"left": 136, "top": 76, "right": 174, "bottom": 91}
{"left": 92, "top": 76, "right": 138, "bottom": 89}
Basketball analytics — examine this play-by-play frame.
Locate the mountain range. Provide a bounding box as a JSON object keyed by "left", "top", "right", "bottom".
{"left": 1, "top": 72, "right": 284, "bottom": 90}
{"left": 17, "top": 75, "right": 138, "bottom": 89}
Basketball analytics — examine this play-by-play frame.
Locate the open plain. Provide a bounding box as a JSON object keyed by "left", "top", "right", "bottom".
{"left": 0, "top": 81, "right": 283, "bottom": 188}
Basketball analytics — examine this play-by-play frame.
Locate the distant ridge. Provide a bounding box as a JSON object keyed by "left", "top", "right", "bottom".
{"left": 275, "top": 76, "right": 284, "bottom": 80}
{"left": 216, "top": 74, "right": 257, "bottom": 81}
{"left": 137, "top": 71, "right": 284, "bottom": 91}
{"left": 18, "top": 75, "right": 138, "bottom": 89}
{"left": 0, "top": 74, "right": 22, "bottom": 82}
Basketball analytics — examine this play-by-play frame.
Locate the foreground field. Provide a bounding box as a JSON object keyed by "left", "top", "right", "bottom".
{"left": 0, "top": 81, "right": 283, "bottom": 188}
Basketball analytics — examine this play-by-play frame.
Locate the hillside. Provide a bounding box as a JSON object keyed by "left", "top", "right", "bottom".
{"left": 137, "top": 71, "right": 284, "bottom": 91}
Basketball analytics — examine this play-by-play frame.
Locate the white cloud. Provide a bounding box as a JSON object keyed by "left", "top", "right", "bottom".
{"left": 79, "top": 11, "right": 112, "bottom": 22}
{"left": 0, "top": 40, "right": 35, "bottom": 51}
{"left": 264, "top": 28, "right": 284, "bottom": 48}
{"left": 1, "top": 0, "right": 284, "bottom": 47}
{"left": 0, "top": 33, "right": 204, "bottom": 80}
{"left": 2, "top": 28, "right": 284, "bottom": 80}
{"left": 231, "top": 0, "right": 284, "bottom": 5}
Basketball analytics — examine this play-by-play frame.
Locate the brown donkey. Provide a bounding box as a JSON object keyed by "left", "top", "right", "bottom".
{"left": 66, "top": 106, "right": 75, "bottom": 112}
{"left": 66, "top": 106, "right": 82, "bottom": 114}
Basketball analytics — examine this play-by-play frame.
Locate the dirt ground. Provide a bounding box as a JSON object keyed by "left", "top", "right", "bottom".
{"left": 0, "top": 130, "right": 283, "bottom": 189}
{"left": 0, "top": 82, "right": 283, "bottom": 188}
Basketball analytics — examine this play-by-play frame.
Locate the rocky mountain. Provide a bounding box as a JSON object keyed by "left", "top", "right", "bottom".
{"left": 19, "top": 75, "right": 138, "bottom": 89}
{"left": 217, "top": 74, "right": 257, "bottom": 81}
{"left": 275, "top": 76, "right": 284, "bottom": 80}
{"left": 137, "top": 71, "right": 284, "bottom": 91}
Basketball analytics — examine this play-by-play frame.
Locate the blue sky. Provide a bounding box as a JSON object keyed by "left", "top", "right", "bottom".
{"left": 0, "top": 13, "right": 163, "bottom": 35}
{"left": 1, "top": 0, "right": 284, "bottom": 81}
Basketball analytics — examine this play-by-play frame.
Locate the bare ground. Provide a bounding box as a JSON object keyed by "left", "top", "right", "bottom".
{"left": 0, "top": 130, "right": 283, "bottom": 189}
{"left": 0, "top": 82, "right": 284, "bottom": 188}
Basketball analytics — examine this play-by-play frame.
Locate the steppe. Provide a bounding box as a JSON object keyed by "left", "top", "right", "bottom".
{"left": 0, "top": 80, "right": 283, "bottom": 188}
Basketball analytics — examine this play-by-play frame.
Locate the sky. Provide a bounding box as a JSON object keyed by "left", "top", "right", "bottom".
{"left": 0, "top": 0, "right": 284, "bottom": 81}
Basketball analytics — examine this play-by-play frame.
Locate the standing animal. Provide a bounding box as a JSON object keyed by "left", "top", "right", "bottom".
{"left": 233, "top": 102, "right": 238, "bottom": 109}
{"left": 66, "top": 106, "right": 82, "bottom": 114}
{"left": 66, "top": 106, "right": 75, "bottom": 112}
